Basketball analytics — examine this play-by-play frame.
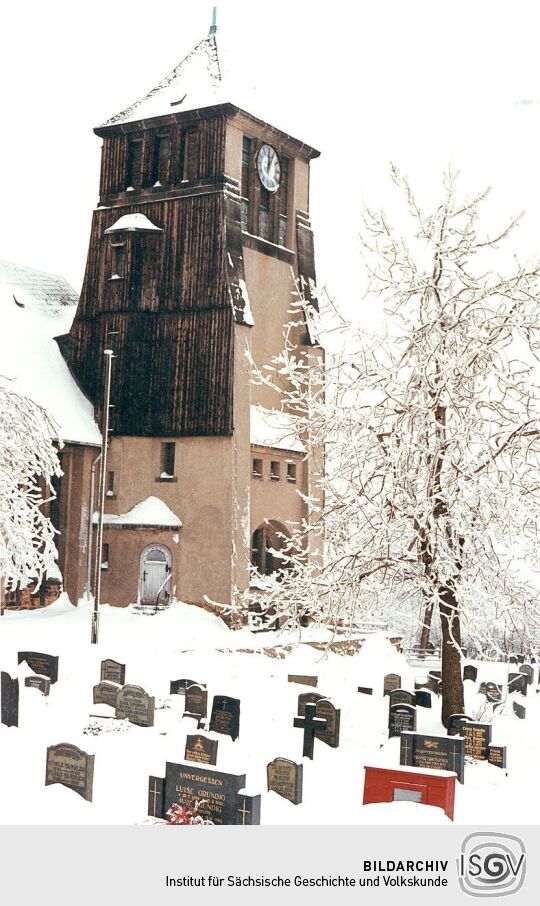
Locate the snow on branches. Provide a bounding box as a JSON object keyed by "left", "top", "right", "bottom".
{"left": 0, "top": 386, "right": 62, "bottom": 593}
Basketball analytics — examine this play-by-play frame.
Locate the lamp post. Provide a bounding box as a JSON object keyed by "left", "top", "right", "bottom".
{"left": 91, "top": 343, "right": 115, "bottom": 644}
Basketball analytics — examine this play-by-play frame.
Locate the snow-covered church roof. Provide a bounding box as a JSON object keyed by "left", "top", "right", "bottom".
{"left": 0, "top": 263, "right": 101, "bottom": 447}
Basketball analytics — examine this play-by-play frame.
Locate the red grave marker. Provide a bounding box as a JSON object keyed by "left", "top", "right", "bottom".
{"left": 362, "top": 764, "right": 456, "bottom": 821}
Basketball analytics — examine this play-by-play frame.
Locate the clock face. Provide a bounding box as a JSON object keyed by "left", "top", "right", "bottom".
{"left": 256, "top": 144, "right": 281, "bottom": 192}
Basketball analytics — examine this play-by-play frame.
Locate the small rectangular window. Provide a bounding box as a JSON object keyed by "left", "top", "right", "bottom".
{"left": 287, "top": 463, "right": 297, "bottom": 483}
{"left": 278, "top": 215, "right": 287, "bottom": 246}
{"left": 161, "top": 442, "right": 176, "bottom": 477}
{"left": 258, "top": 187, "right": 270, "bottom": 241}
{"left": 241, "top": 136, "right": 251, "bottom": 197}
{"left": 252, "top": 458, "right": 263, "bottom": 479}
{"left": 101, "top": 543, "right": 110, "bottom": 570}
{"left": 126, "top": 138, "right": 143, "bottom": 188}
{"left": 154, "top": 133, "right": 170, "bottom": 185}
{"left": 111, "top": 244, "right": 125, "bottom": 279}
{"left": 270, "top": 461, "right": 280, "bottom": 481}
{"left": 106, "top": 471, "right": 115, "bottom": 497}
{"left": 183, "top": 130, "right": 199, "bottom": 181}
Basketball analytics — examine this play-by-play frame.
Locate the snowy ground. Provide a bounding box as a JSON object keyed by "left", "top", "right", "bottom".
{"left": 1, "top": 596, "right": 538, "bottom": 825}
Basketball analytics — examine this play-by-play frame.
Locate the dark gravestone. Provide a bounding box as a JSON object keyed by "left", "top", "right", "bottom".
{"left": 163, "top": 762, "right": 248, "bottom": 825}
{"left": 519, "top": 665, "right": 534, "bottom": 686}
{"left": 488, "top": 745, "right": 507, "bottom": 769}
{"left": 447, "top": 713, "right": 471, "bottom": 737}
{"left": 388, "top": 704, "right": 417, "bottom": 738}
{"left": 479, "top": 682, "right": 503, "bottom": 703}
{"left": 508, "top": 654, "right": 519, "bottom": 665}
{"left": 45, "top": 743, "right": 94, "bottom": 801}
{"left": 1, "top": 671, "right": 19, "bottom": 727}
{"left": 267, "top": 758, "right": 303, "bottom": 805}
{"left": 400, "top": 731, "right": 465, "bottom": 784}
{"left": 148, "top": 775, "right": 165, "bottom": 818}
{"left": 462, "top": 721, "right": 492, "bottom": 759}
{"left": 235, "top": 794, "right": 261, "bottom": 826}
{"left": 100, "top": 659, "right": 125, "bottom": 685}
{"left": 184, "top": 734, "right": 218, "bottom": 766}
{"left": 357, "top": 686, "right": 373, "bottom": 695}
{"left": 389, "top": 689, "right": 415, "bottom": 708}
{"left": 414, "top": 690, "right": 432, "bottom": 709}
{"left": 293, "top": 703, "right": 328, "bottom": 759}
{"left": 170, "top": 679, "right": 198, "bottom": 695}
{"left": 209, "top": 696, "right": 240, "bottom": 741}
{"left": 115, "top": 684, "right": 155, "bottom": 727}
{"left": 508, "top": 673, "right": 528, "bottom": 696}
{"left": 287, "top": 675, "right": 318, "bottom": 687}
{"left": 314, "top": 699, "right": 340, "bottom": 748}
{"left": 25, "top": 675, "right": 50, "bottom": 696}
{"left": 513, "top": 701, "right": 526, "bottom": 720}
{"left": 298, "top": 692, "right": 324, "bottom": 716}
{"left": 184, "top": 684, "right": 208, "bottom": 722}
{"left": 18, "top": 651, "right": 58, "bottom": 684}
{"left": 383, "top": 674, "right": 401, "bottom": 696}
{"left": 425, "top": 674, "right": 442, "bottom": 695}
{"left": 463, "top": 665, "right": 478, "bottom": 682}
{"left": 93, "top": 681, "right": 120, "bottom": 708}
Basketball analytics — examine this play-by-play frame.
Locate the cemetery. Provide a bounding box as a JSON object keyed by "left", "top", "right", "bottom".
{"left": 1, "top": 594, "right": 539, "bottom": 825}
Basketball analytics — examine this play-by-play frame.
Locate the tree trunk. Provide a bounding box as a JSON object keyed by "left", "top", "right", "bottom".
{"left": 439, "top": 586, "right": 464, "bottom": 727}
{"left": 418, "top": 600, "right": 434, "bottom": 651}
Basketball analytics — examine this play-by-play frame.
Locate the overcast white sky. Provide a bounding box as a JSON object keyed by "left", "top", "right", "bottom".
{"left": 2, "top": 0, "right": 540, "bottom": 317}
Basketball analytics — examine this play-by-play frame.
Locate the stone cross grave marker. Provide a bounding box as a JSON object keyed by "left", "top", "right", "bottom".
{"left": 18, "top": 651, "right": 58, "bottom": 684}
{"left": 383, "top": 674, "right": 401, "bottom": 696}
{"left": 100, "top": 659, "right": 125, "bottom": 686}
{"left": 388, "top": 703, "right": 417, "bottom": 738}
{"left": 1, "top": 671, "right": 19, "bottom": 727}
{"left": 45, "top": 743, "right": 94, "bottom": 801}
{"left": 267, "top": 758, "right": 303, "bottom": 805}
{"left": 115, "top": 684, "right": 155, "bottom": 727}
{"left": 209, "top": 696, "right": 240, "bottom": 741}
{"left": 400, "top": 731, "right": 465, "bottom": 784}
{"left": 184, "top": 734, "right": 218, "bottom": 766}
{"left": 293, "top": 702, "right": 328, "bottom": 759}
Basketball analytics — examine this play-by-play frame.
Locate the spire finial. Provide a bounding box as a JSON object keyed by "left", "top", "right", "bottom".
{"left": 209, "top": 6, "right": 217, "bottom": 35}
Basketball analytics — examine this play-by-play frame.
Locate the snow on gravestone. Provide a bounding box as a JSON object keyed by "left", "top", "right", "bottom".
{"left": 267, "top": 758, "right": 303, "bottom": 805}
{"left": 519, "top": 664, "right": 534, "bottom": 686}
{"left": 1, "top": 671, "right": 19, "bottom": 727}
{"left": 170, "top": 678, "right": 198, "bottom": 695}
{"left": 45, "top": 743, "right": 94, "bottom": 801}
{"left": 24, "top": 675, "right": 50, "bottom": 696}
{"left": 463, "top": 665, "right": 478, "bottom": 682}
{"left": 93, "top": 681, "right": 120, "bottom": 708}
{"left": 297, "top": 691, "right": 324, "bottom": 716}
{"left": 508, "top": 673, "right": 528, "bottom": 696}
{"left": 100, "top": 659, "right": 125, "bottom": 686}
{"left": 447, "top": 714, "right": 471, "bottom": 737}
{"left": 383, "top": 674, "right": 401, "bottom": 696}
{"left": 183, "top": 684, "right": 208, "bottom": 722}
{"left": 389, "top": 689, "right": 415, "bottom": 708}
{"left": 209, "top": 695, "right": 240, "bottom": 741}
{"left": 115, "top": 684, "right": 155, "bottom": 727}
{"left": 414, "top": 690, "right": 432, "bottom": 709}
{"left": 388, "top": 704, "right": 417, "bottom": 738}
{"left": 400, "top": 731, "right": 465, "bottom": 784}
{"left": 17, "top": 651, "right": 58, "bottom": 684}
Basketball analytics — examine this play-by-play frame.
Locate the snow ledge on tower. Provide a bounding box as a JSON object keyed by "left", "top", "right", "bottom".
{"left": 94, "top": 496, "right": 182, "bottom": 530}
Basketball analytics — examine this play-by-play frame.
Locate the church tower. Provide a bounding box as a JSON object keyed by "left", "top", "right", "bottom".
{"left": 66, "top": 23, "right": 321, "bottom": 608}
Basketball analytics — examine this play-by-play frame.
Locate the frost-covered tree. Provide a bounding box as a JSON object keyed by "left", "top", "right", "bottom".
{"left": 241, "top": 170, "right": 540, "bottom": 725}
{"left": 0, "top": 386, "right": 61, "bottom": 600}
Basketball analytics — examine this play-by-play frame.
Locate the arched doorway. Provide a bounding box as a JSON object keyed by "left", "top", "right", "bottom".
{"left": 139, "top": 544, "right": 171, "bottom": 606}
{"left": 250, "top": 521, "right": 292, "bottom": 577}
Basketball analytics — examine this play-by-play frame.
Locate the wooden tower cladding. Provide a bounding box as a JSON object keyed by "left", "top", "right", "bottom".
{"left": 68, "top": 112, "right": 238, "bottom": 437}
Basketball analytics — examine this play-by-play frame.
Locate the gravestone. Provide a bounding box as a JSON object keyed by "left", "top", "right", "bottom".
{"left": 463, "top": 665, "right": 478, "bottom": 682}
{"left": 1, "top": 671, "right": 19, "bottom": 727}
{"left": 462, "top": 721, "right": 492, "bottom": 759}
{"left": 209, "top": 696, "right": 240, "bottom": 741}
{"left": 508, "top": 654, "right": 519, "bottom": 665}
{"left": 100, "top": 659, "right": 125, "bottom": 685}
{"left": 487, "top": 745, "right": 507, "bottom": 769}
{"left": 298, "top": 692, "right": 324, "bottom": 716}
{"left": 388, "top": 703, "right": 417, "bottom": 738}
{"left": 389, "top": 689, "right": 415, "bottom": 708}
{"left": 25, "top": 675, "right": 50, "bottom": 696}
{"left": 160, "top": 762, "right": 252, "bottom": 825}
{"left": 45, "top": 743, "right": 94, "bottom": 801}
{"left": 18, "top": 651, "right": 58, "bottom": 684}
{"left": 508, "top": 673, "right": 528, "bottom": 696}
{"left": 414, "top": 690, "right": 432, "bottom": 709}
{"left": 267, "top": 758, "right": 303, "bottom": 805}
{"left": 383, "top": 674, "right": 401, "bottom": 696}
{"left": 357, "top": 686, "right": 373, "bottom": 695}
{"left": 400, "top": 731, "right": 465, "bottom": 784}
{"left": 184, "top": 734, "right": 218, "bottom": 766}
{"left": 287, "top": 675, "right": 318, "bottom": 687}
{"left": 93, "top": 681, "right": 120, "bottom": 708}
{"left": 115, "top": 684, "right": 155, "bottom": 727}
{"left": 148, "top": 776, "right": 165, "bottom": 818}
{"left": 314, "top": 699, "right": 340, "bottom": 748}
{"left": 479, "top": 681, "right": 502, "bottom": 703}
{"left": 170, "top": 679, "right": 198, "bottom": 695}
{"left": 425, "top": 674, "right": 442, "bottom": 695}
{"left": 293, "top": 703, "right": 328, "bottom": 759}
{"left": 513, "top": 701, "right": 526, "bottom": 720}
{"left": 519, "top": 665, "right": 534, "bottom": 685}
{"left": 447, "top": 713, "right": 471, "bottom": 737}
{"left": 235, "top": 794, "right": 261, "bottom": 826}
{"left": 184, "top": 684, "right": 208, "bottom": 722}
{"left": 363, "top": 765, "right": 456, "bottom": 821}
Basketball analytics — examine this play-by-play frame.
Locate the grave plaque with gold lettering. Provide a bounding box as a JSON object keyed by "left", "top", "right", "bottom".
{"left": 462, "top": 721, "right": 492, "bottom": 760}
{"left": 400, "top": 731, "right": 465, "bottom": 783}
{"left": 184, "top": 734, "right": 218, "bottom": 766}
{"left": 163, "top": 762, "right": 247, "bottom": 825}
